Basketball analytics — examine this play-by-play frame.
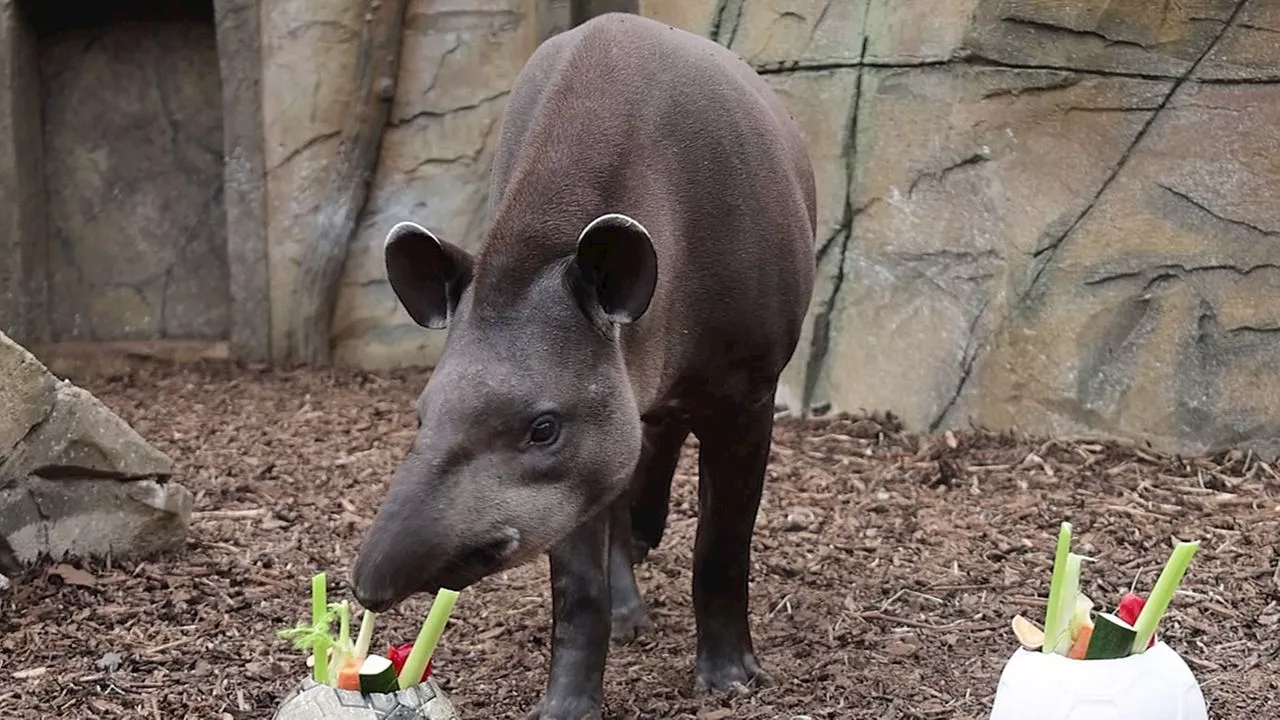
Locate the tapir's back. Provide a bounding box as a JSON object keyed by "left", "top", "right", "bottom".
{"left": 482, "top": 13, "right": 817, "bottom": 408}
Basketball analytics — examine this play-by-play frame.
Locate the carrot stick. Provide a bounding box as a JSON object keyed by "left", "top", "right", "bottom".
{"left": 1068, "top": 624, "right": 1093, "bottom": 660}
{"left": 337, "top": 657, "right": 362, "bottom": 691}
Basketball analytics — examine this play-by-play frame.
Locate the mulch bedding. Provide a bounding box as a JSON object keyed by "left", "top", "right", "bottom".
{"left": 1, "top": 361, "right": 1278, "bottom": 720}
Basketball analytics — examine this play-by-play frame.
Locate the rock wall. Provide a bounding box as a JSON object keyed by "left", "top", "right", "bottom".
{"left": 643, "top": 0, "right": 1278, "bottom": 457}
{"left": 35, "top": 2, "right": 230, "bottom": 343}
{"left": 261, "top": 0, "right": 540, "bottom": 368}
{"left": 258, "top": 0, "right": 1279, "bottom": 457}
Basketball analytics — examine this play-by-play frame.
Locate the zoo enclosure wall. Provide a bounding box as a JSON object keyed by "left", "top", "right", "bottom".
{"left": 0, "top": 0, "right": 1276, "bottom": 459}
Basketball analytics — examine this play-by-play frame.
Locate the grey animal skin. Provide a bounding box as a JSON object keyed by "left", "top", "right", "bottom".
{"left": 352, "top": 11, "right": 816, "bottom": 720}
{"left": 272, "top": 678, "right": 459, "bottom": 720}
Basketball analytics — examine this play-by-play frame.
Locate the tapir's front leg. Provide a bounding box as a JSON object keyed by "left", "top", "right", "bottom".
{"left": 527, "top": 507, "right": 610, "bottom": 720}
{"left": 690, "top": 397, "right": 775, "bottom": 694}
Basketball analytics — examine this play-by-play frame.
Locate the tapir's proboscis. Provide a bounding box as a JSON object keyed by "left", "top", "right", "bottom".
{"left": 352, "top": 12, "right": 816, "bottom": 720}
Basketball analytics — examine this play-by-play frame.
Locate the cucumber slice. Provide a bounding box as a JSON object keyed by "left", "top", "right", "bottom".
{"left": 358, "top": 654, "right": 399, "bottom": 694}
{"left": 1084, "top": 612, "right": 1138, "bottom": 660}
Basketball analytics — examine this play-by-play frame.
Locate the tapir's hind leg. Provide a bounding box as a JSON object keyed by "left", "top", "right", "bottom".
{"left": 608, "top": 418, "right": 689, "bottom": 643}
{"left": 689, "top": 397, "right": 775, "bottom": 694}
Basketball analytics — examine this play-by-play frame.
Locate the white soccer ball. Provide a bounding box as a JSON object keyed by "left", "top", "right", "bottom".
{"left": 988, "top": 642, "right": 1208, "bottom": 720}
{"left": 272, "top": 676, "right": 460, "bottom": 720}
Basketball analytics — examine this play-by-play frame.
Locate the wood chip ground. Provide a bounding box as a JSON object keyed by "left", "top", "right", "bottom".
{"left": 2, "top": 363, "right": 1277, "bottom": 719}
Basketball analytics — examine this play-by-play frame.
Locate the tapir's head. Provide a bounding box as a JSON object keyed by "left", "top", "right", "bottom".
{"left": 351, "top": 213, "right": 658, "bottom": 612}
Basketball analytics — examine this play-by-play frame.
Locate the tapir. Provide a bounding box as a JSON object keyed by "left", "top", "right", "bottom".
{"left": 352, "top": 11, "right": 816, "bottom": 719}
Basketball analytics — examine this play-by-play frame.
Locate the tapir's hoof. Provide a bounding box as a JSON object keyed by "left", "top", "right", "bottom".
{"left": 522, "top": 696, "right": 602, "bottom": 720}
{"left": 610, "top": 604, "right": 654, "bottom": 644}
{"left": 693, "top": 654, "right": 774, "bottom": 696}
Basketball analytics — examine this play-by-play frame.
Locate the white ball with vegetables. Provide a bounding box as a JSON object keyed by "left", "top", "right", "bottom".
{"left": 988, "top": 641, "right": 1207, "bottom": 720}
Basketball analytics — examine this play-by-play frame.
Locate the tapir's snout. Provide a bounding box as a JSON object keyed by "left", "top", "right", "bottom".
{"left": 351, "top": 496, "right": 523, "bottom": 613}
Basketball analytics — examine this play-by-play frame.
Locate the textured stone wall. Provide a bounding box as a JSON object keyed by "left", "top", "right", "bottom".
{"left": 255, "top": 0, "right": 1278, "bottom": 455}
{"left": 633, "top": 0, "right": 1280, "bottom": 457}
{"left": 11, "top": 0, "right": 1251, "bottom": 456}
{"left": 261, "top": 0, "right": 540, "bottom": 367}
{"left": 37, "top": 3, "right": 230, "bottom": 342}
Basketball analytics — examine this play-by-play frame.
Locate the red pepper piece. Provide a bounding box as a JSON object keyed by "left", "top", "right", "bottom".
{"left": 1117, "top": 593, "right": 1156, "bottom": 648}
{"left": 386, "top": 642, "right": 433, "bottom": 681}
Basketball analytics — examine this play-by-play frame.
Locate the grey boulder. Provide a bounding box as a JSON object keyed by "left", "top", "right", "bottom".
{"left": 0, "top": 330, "right": 192, "bottom": 568}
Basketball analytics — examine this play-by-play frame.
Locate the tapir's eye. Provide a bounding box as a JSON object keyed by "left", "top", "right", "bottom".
{"left": 528, "top": 414, "right": 560, "bottom": 446}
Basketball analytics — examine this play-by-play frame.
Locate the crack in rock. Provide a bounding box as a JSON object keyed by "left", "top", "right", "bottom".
{"left": 907, "top": 152, "right": 991, "bottom": 197}
{"left": 959, "top": 52, "right": 1182, "bottom": 81}
{"left": 929, "top": 296, "right": 991, "bottom": 433}
{"left": 1064, "top": 104, "right": 1165, "bottom": 113}
{"left": 1238, "top": 22, "right": 1280, "bottom": 36}
{"left": 387, "top": 89, "right": 511, "bottom": 128}
{"left": 269, "top": 130, "right": 340, "bottom": 173}
{"left": 805, "top": 0, "right": 835, "bottom": 53}
{"left": 816, "top": 198, "right": 877, "bottom": 261}
{"left": 1084, "top": 262, "right": 1280, "bottom": 290}
{"left": 710, "top": 0, "right": 745, "bottom": 47}
{"left": 400, "top": 117, "right": 500, "bottom": 175}
{"left": 1000, "top": 16, "right": 1153, "bottom": 52}
{"left": 980, "top": 73, "right": 1082, "bottom": 98}
{"left": 801, "top": 5, "right": 871, "bottom": 414}
{"left": 1198, "top": 75, "right": 1280, "bottom": 84}
{"left": 1157, "top": 182, "right": 1279, "bottom": 236}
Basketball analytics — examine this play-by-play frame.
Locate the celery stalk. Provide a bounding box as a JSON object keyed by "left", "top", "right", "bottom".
{"left": 328, "top": 601, "right": 352, "bottom": 685}
{"left": 312, "top": 573, "right": 329, "bottom": 683}
{"left": 1131, "top": 540, "right": 1200, "bottom": 653}
{"left": 1049, "top": 554, "right": 1083, "bottom": 654}
{"left": 398, "top": 589, "right": 460, "bottom": 689}
{"left": 354, "top": 609, "right": 377, "bottom": 661}
{"left": 338, "top": 601, "right": 351, "bottom": 648}
{"left": 1040, "top": 522, "right": 1073, "bottom": 654}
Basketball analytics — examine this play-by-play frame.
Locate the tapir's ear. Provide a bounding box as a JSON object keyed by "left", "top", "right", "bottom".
{"left": 384, "top": 221, "right": 474, "bottom": 329}
{"left": 571, "top": 213, "right": 657, "bottom": 326}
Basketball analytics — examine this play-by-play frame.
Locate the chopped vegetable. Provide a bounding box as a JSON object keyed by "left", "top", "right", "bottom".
{"left": 1051, "top": 554, "right": 1084, "bottom": 654}
{"left": 328, "top": 600, "right": 354, "bottom": 685}
{"left": 388, "top": 642, "right": 432, "bottom": 683}
{"left": 1011, "top": 615, "right": 1045, "bottom": 650}
{"left": 1067, "top": 592, "right": 1093, "bottom": 647}
{"left": 398, "top": 589, "right": 460, "bottom": 689}
{"left": 278, "top": 573, "right": 338, "bottom": 684}
{"left": 312, "top": 573, "right": 330, "bottom": 682}
{"left": 1067, "top": 618, "right": 1094, "bottom": 660}
{"left": 1117, "top": 592, "right": 1145, "bottom": 625}
{"left": 1116, "top": 592, "right": 1155, "bottom": 649}
{"left": 1008, "top": 522, "right": 1201, "bottom": 661}
{"left": 354, "top": 609, "right": 377, "bottom": 661}
{"left": 1085, "top": 612, "right": 1138, "bottom": 660}
{"left": 1040, "top": 522, "right": 1074, "bottom": 655}
{"left": 358, "top": 654, "right": 400, "bottom": 693}
{"left": 337, "top": 657, "right": 362, "bottom": 691}
{"left": 1131, "top": 540, "right": 1200, "bottom": 653}
{"left": 280, "top": 574, "right": 461, "bottom": 691}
